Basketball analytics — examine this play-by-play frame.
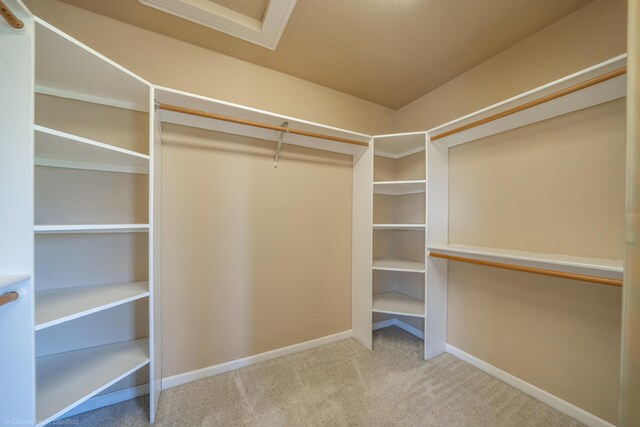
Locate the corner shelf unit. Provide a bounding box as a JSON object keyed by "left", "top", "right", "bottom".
{"left": 30, "top": 16, "right": 161, "bottom": 426}
{"left": 371, "top": 132, "right": 427, "bottom": 351}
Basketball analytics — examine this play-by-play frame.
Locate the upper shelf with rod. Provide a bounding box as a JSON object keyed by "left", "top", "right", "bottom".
{"left": 428, "top": 55, "right": 627, "bottom": 147}
{"left": 154, "top": 86, "right": 372, "bottom": 156}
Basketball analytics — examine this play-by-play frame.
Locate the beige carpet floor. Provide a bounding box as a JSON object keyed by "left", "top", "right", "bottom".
{"left": 55, "top": 327, "right": 583, "bottom": 426}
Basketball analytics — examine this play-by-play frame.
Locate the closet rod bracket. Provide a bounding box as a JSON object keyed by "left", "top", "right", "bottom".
{"left": 274, "top": 122, "right": 289, "bottom": 168}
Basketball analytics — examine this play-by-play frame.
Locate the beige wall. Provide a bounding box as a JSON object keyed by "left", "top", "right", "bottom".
{"left": 396, "top": 0, "right": 627, "bottom": 423}
{"left": 25, "top": 0, "right": 395, "bottom": 136}
{"left": 161, "top": 124, "right": 353, "bottom": 376}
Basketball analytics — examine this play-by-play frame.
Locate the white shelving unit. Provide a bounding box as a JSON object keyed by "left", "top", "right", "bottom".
{"left": 36, "top": 339, "right": 150, "bottom": 427}
{"left": 35, "top": 281, "right": 150, "bottom": 330}
{"left": 371, "top": 132, "right": 427, "bottom": 352}
{"left": 373, "top": 292, "right": 425, "bottom": 317}
{"left": 29, "top": 16, "right": 161, "bottom": 425}
{"left": 34, "top": 125, "right": 150, "bottom": 174}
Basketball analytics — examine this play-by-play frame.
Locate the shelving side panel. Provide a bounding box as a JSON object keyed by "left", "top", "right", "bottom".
{"left": 425, "top": 138, "right": 448, "bottom": 359}
{"left": 352, "top": 144, "right": 373, "bottom": 349}
{"left": 0, "top": 4, "right": 35, "bottom": 423}
{"left": 149, "top": 88, "right": 162, "bottom": 421}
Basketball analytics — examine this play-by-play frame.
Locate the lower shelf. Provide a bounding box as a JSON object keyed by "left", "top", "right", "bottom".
{"left": 373, "top": 257, "right": 425, "bottom": 273}
{"left": 373, "top": 291, "right": 425, "bottom": 318}
{"left": 36, "top": 338, "right": 150, "bottom": 427}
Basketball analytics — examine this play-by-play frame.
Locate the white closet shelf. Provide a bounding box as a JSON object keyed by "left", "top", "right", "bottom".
{"left": 154, "top": 86, "right": 372, "bottom": 156}
{"left": 428, "top": 55, "right": 627, "bottom": 147}
{"left": 35, "top": 18, "right": 150, "bottom": 111}
{"left": 374, "top": 180, "right": 426, "bottom": 195}
{"left": 373, "top": 132, "right": 426, "bottom": 159}
{"left": 427, "top": 244, "right": 623, "bottom": 279}
{"left": 34, "top": 224, "right": 149, "bottom": 234}
{"left": 372, "top": 291, "right": 425, "bottom": 318}
{"left": 373, "top": 258, "right": 425, "bottom": 273}
{"left": 35, "top": 125, "right": 149, "bottom": 174}
{"left": 35, "top": 282, "right": 149, "bottom": 331}
{"left": 0, "top": 274, "right": 30, "bottom": 290}
{"left": 373, "top": 224, "right": 425, "bottom": 230}
{"left": 36, "top": 338, "right": 150, "bottom": 427}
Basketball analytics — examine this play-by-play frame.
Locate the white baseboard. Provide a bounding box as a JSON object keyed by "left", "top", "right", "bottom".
{"left": 373, "top": 318, "right": 424, "bottom": 339}
{"left": 162, "top": 329, "right": 353, "bottom": 390}
{"left": 61, "top": 384, "right": 149, "bottom": 419}
{"left": 445, "top": 344, "right": 615, "bottom": 427}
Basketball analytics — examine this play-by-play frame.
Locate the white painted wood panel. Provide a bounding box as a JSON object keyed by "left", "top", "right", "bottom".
{"left": 34, "top": 125, "right": 149, "bottom": 174}
{"left": 373, "top": 132, "right": 427, "bottom": 159}
{"left": 372, "top": 291, "right": 425, "bottom": 318}
{"left": 373, "top": 180, "right": 426, "bottom": 195}
{"left": 35, "top": 281, "right": 149, "bottom": 330}
{"left": 36, "top": 339, "right": 150, "bottom": 426}
{"left": 373, "top": 258, "right": 425, "bottom": 273}
{"left": 427, "top": 244, "right": 623, "bottom": 279}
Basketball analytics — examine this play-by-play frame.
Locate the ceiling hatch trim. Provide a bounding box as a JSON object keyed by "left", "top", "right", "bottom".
{"left": 138, "top": 0, "right": 297, "bottom": 50}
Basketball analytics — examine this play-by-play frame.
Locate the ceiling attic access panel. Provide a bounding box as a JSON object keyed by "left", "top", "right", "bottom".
{"left": 34, "top": 18, "right": 150, "bottom": 111}
{"left": 154, "top": 86, "right": 372, "bottom": 156}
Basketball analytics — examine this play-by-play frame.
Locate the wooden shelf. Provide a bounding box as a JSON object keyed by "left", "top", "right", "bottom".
{"left": 373, "top": 132, "right": 426, "bottom": 159}
{"left": 428, "top": 55, "right": 626, "bottom": 147}
{"left": 373, "top": 291, "right": 424, "bottom": 318}
{"left": 373, "top": 258, "right": 425, "bottom": 273}
{"left": 35, "top": 18, "right": 149, "bottom": 111}
{"left": 36, "top": 339, "right": 150, "bottom": 427}
{"left": 428, "top": 244, "right": 623, "bottom": 280}
{"left": 35, "top": 282, "right": 149, "bottom": 331}
{"left": 373, "top": 224, "right": 425, "bottom": 231}
{"left": 34, "top": 125, "right": 149, "bottom": 174}
{"left": 34, "top": 224, "right": 149, "bottom": 234}
{"left": 0, "top": 274, "right": 30, "bottom": 290}
{"left": 374, "top": 180, "right": 426, "bottom": 195}
{"left": 154, "top": 86, "right": 372, "bottom": 156}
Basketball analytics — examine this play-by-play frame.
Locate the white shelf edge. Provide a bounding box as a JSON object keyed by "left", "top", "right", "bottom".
{"left": 428, "top": 244, "right": 623, "bottom": 278}
{"left": 372, "top": 291, "right": 425, "bottom": 318}
{"left": 36, "top": 339, "right": 150, "bottom": 427}
{"left": 35, "top": 158, "right": 149, "bottom": 175}
{"left": 373, "top": 180, "right": 427, "bottom": 185}
{"left": 35, "top": 282, "right": 150, "bottom": 331}
{"left": 372, "top": 258, "right": 426, "bottom": 273}
{"left": 373, "top": 180, "right": 426, "bottom": 196}
{"left": 373, "top": 224, "right": 425, "bottom": 230}
{"left": 34, "top": 125, "right": 150, "bottom": 160}
{"left": 0, "top": 274, "right": 31, "bottom": 290}
{"left": 374, "top": 145, "right": 425, "bottom": 159}
{"left": 35, "top": 85, "right": 148, "bottom": 113}
{"left": 34, "top": 224, "right": 150, "bottom": 234}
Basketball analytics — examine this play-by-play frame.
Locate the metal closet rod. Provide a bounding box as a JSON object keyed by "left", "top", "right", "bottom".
{"left": 0, "top": 0, "right": 23, "bottom": 29}
{"left": 429, "top": 252, "right": 623, "bottom": 287}
{"left": 430, "top": 66, "right": 627, "bottom": 142}
{"left": 158, "top": 103, "right": 369, "bottom": 147}
{"left": 0, "top": 291, "right": 19, "bottom": 308}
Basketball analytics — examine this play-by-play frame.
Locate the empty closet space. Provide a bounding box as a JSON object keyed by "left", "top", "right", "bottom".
{"left": 445, "top": 98, "right": 626, "bottom": 422}
{"left": 160, "top": 122, "right": 354, "bottom": 377}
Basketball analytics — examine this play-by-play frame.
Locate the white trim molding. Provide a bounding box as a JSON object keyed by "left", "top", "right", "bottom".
{"left": 162, "top": 330, "right": 352, "bottom": 389}
{"left": 138, "top": 0, "right": 297, "bottom": 50}
{"left": 445, "top": 345, "right": 615, "bottom": 427}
